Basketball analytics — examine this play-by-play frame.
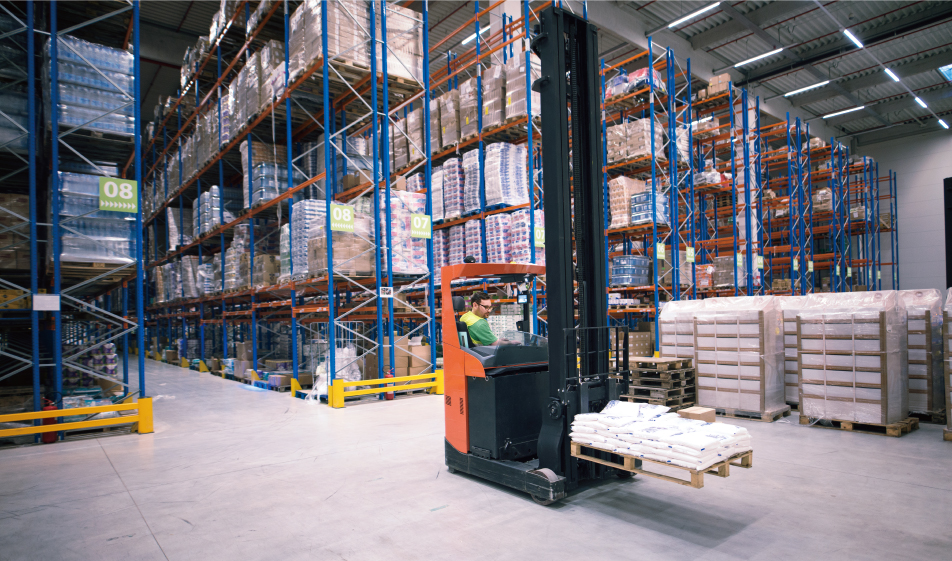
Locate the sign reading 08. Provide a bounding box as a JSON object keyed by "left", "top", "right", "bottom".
{"left": 99, "top": 177, "right": 138, "bottom": 213}
{"left": 330, "top": 204, "right": 354, "bottom": 232}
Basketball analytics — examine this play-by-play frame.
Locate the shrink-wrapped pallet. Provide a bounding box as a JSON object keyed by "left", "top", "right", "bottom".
{"left": 481, "top": 65, "right": 505, "bottom": 131}
{"left": 608, "top": 176, "right": 646, "bottom": 229}
{"left": 694, "top": 296, "right": 785, "bottom": 414}
{"left": 504, "top": 51, "right": 540, "bottom": 121}
{"left": 484, "top": 143, "right": 529, "bottom": 208}
{"left": 899, "top": 289, "right": 944, "bottom": 417}
{"left": 391, "top": 118, "right": 409, "bottom": 172}
{"left": 429, "top": 97, "right": 441, "bottom": 156}
{"left": 462, "top": 149, "right": 481, "bottom": 215}
{"left": 945, "top": 289, "right": 952, "bottom": 433}
{"left": 431, "top": 168, "right": 444, "bottom": 222}
{"left": 407, "top": 107, "right": 425, "bottom": 165}
{"left": 439, "top": 90, "right": 460, "bottom": 150}
{"left": 510, "top": 209, "right": 544, "bottom": 265}
{"left": 307, "top": 214, "right": 375, "bottom": 276}
{"left": 459, "top": 77, "right": 478, "bottom": 139}
{"left": 798, "top": 291, "right": 908, "bottom": 425}
{"left": 441, "top": 158, "right": 464, "bottom": 220}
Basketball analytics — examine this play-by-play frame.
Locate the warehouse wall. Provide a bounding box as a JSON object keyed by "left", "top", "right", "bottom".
{"left": 861, "top": 130, "right": 952, "bottom": 294}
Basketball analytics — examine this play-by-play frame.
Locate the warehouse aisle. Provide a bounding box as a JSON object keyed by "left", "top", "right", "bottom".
{"left": 1, "top": 360, "right": 951, "bottom": 561}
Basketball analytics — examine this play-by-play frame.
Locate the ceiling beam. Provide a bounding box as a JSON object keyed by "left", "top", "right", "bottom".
{"left": 789, "top": 49, "right": 952, "bottom": 107}
{"left": 738, "top": 5, "right": 952, "bottom": 87}
{"left": 853, "top": 122, "right": 939, "bottom": 146}
{"left": 689, "top": 1, "right": 813, "bottom": 50}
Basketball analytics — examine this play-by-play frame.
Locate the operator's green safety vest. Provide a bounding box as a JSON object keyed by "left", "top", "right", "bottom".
{"left": 459, "top": 311, "right": 497, "bottom": 346}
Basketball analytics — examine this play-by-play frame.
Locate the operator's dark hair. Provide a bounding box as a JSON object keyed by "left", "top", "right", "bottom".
{"left": 470, "top": 291, "right": 492, "bottom": 306}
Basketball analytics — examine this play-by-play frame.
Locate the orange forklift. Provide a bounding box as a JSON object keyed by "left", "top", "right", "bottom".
{"left": 440, "top": 6, "right": 632, "bottom": 505}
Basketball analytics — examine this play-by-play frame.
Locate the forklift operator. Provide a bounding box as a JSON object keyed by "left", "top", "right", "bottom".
{"left": 459, "top": 291, "right": 500, "bottom": 346}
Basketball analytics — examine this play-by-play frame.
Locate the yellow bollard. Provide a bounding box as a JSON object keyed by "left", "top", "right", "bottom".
{"left": 180, "top": 357, "right": 189, "bottom": 368}
{"left": 137, "top": 397, "right": 154, "bottom": 434}
{"left": 435, "top": 369, "right": 444, "bottom": 395}
{"left": 330, "top": 379, "right": 345, "bottom": 408}
{"left": 198, "top": 360, "right": 209, "bottom": 372}
{"left": 290, "top": 377, "right": 302, "bottom": 395}
{"left": 250, "top": 370, "right": 261, "bottom": 381}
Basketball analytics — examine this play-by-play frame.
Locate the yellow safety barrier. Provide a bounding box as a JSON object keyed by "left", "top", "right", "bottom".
{"left": 180, "top": 357, "right": 189, "bottom": 368}
{"left": 198, "top": 360, "right": 209, "bottom": 372}
{"left": 328, "top": 370, "right": 444, "bottom": 408}
{"left": 0, "top": 397, "right": 153, "bottom": 438}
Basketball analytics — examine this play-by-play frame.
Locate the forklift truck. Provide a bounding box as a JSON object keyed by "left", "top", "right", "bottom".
{"left": 441, "top": 6, "right": 632, "bottom": 505}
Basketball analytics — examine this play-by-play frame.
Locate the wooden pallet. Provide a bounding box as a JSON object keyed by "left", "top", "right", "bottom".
{"left": 944, "top": 428, "right": 952, "bottom": 442}
{"left": 716, "top": 405, "right": 791, "bottom": 423}
{"left": 627, "top": 385, "right": 695, "bottom": 399}
{"left": 629, "top": 376, "right": 694, "bottom": 389}
{"left": 571, "top": 442, "right": 752, "bottom": 489}
{"left": 908, "top": 411, "right": 947, "bottom": 425}
{"left": 798, "top": 415, "right": 919, "bottom": 437}
{"left": 629, "top": 367, "right": 695, "bottom": 382}
{"left": 621, "top": 394, "right": 695, "bottom": 407}
{"left": 630, "top": 357, "right": 692, "bottom": 371}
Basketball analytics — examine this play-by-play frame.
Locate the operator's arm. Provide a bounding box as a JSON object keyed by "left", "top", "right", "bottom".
{"left": 467, "top": 318, "right": 498, "bottom": 346}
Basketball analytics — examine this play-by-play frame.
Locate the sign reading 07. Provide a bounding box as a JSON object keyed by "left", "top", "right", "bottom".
{"left": 99, "top": 177, "right": 138, "bottom": 213}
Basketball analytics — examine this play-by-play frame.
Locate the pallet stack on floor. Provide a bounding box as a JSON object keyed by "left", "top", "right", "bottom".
{"left": 621, "top": 357, "right": 697, "bottom": 411}
{"left": 899, "top": 289, "right": 945, "bottom": 424}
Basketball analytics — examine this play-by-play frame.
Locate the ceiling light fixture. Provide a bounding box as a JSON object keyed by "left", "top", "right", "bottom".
{"left": 843, "top": 29, "right": 864, "bottom": 49}
{"left": 734, "top": 48, "right": 784, "bottom": 68}
{"left": 884, "top": 68, "right": 900, "bottom": 82}
{"left": 915, "top": 97, "right": 928, "bottom": 108}
{"left": 668, "top": 3, "right": 721, "bottom": 28}
{"left": 461, "top": 26, "right": 488, "bottom": 45}
{"left": 823, "top": 106, "right": 865, "bottom": 119}
{"left": 784, "top": 80, "right": 830, "bottom": 97}
{"left": 939, "top": 119, "right": 949, "bottom": 129}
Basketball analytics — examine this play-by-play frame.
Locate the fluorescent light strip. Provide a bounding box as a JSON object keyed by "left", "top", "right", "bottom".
{"left": 668, "top": 2, "right": 721, "bottom": 28}
{"left": 461, "top": 26, "right": 489, "bottom": 45}
{"left": 694, "top": 115, "right": 713, "bottom": 124}
{"left": 823, "top": 106, "right": 864, "bottom": 119}
{"left": 734, "top": 48, "right": 784, "bottom": 68}
{"left": 844, "top": 29, "right": 864, "bottom": 49}
{"left": 884, "top": 68, "right": 900, "bottom": 82}
{"left": 915, "top": 97, "right": 928, "bottom": 108}
{"left": 940, "top": 119, "right": 949, "bottom": 129}
{"left": 784, "top": 80, "right": 830, "bottom": 97}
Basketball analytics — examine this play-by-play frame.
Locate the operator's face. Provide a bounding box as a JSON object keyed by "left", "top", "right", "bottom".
{"left": 472, "top": 300, "right": 493, "bottom": 319}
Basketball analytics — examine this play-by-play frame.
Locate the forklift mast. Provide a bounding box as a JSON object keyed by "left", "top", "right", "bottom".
{"left": 532, "top": 7, "right": 610, "bottom": 484}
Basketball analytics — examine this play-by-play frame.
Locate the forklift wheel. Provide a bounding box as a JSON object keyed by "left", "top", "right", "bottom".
{"left": 447, "top": 467, "right": 456, "bottom": 474}
{"left": 531, "top": 494, "right": 557, "bottom": 506}
{"left": 616, "top": 470, "right": 633, "bottom": 479}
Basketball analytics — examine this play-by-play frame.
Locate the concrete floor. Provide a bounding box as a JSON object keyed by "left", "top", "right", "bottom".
{"left": 1, "top": 360, "right": 951, "bottom": 561}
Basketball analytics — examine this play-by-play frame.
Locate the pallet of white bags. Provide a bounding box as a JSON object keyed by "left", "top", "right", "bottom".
{"left": 570, "top": 442, "right": 752, "bottom": 489}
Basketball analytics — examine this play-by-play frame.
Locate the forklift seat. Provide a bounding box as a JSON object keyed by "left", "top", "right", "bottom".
{"left": 452, "top": 296, "right": 471, "bottom": 347}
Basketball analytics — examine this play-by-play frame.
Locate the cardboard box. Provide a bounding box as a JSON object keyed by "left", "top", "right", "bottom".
{"left": 164, "top": 349, "right": 179, "bottom": 363}
{"left": 297, "top": 373, "right": 314, "bottom": 386}
{"left": 678, "top": 406, "right": 716, "bottom": 423}
{"left": 206, "top": 358, "right": 221, "bottom": 371}
{"left": 408, "top": 345, "right": 430, "bottom": 367}
{"left": 408, "top": 366, "right": 429, "bottom": 377}
{"left": 235, "top": 342, "right": 253, "bottom": 361}
{"left": 269, "top": 374, "right": 290, "bottom": 387}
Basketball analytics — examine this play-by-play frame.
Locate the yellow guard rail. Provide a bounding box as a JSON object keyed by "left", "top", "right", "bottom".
{"left": 0, "top": 397, "right": 154, "bottom": 438}
{"left": 328, "top": 370, "right": 443, "bottom": 408}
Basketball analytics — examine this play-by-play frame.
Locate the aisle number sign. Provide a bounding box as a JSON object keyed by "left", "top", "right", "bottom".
{"left": 410, "top": 214, "right": 431, "bottom": 239}
{"left": 656, "top": 243, "right": 665, "bottom": 260}
{"left": 685, "top": 247, "right": 695, "bottom": 263}
{"left": 534, "top": 226, "right": 545, "bottom": 247}
{"left": 808, "top": 260, "right": 814, "bottom": 273}
{"left": 755, "top": 255, "right": 764, "bottom": 270}
{"left": 330, "top": 204, "right": 354, "bottom": 232}
{"left": 99, "top": 177, "right": 137, "bottom": 213}
{"left": 792, "top": 257, "right": 798, "bottom": 271}
{"left": 847, "top": 266, "right": 852, "bottom": 278}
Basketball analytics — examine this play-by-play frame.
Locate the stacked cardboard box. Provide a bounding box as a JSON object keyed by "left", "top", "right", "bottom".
{"left": 779, "top": 296, "right": 809, "bottom": 405}
{"left": 0, "top": 193, "right": 30, "bottom": 269}
{"left": 308, "top": 212, "right": 375, "bottom": 276}
{"left": 608, "top": 176, "right": 647, "bottom": 229}
{"left": 504, "top": 51, "right": 541, "bottom": 122}
{"left": 439, "top": 90, "right": 460, "bottom": 150}
{"left": 708, "top": 73, "right": 731, "bottom": 96}
{"left": 899, "top": 289, "right": 944, "bottom": 418}
{"left": 459, "top": 77, "right": 479, "bottom": 139}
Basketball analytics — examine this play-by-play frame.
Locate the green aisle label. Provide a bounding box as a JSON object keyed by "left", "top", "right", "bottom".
{"left": 792, "top": 257, "right": 798, "bottom": 271}
{"left": 686, "top": 247, "right": 695, "bottom": 263}
{"left": 99, "top": 177, "right": 138, "bottom": 213}
{"left": 411, "top": 214, "right": 431, "bottom": 238}
{"left": 330, "top": 204, "right": 354, "bottom": 232}
{"left": 534, "top": 226, "right": 545, "bottom": 247}
{"left": 877, "top": 270, "right": 881, "bottom": 280}
{"left": 736, "top": 252, "right": 743, "bottom": 267}
{"left": 656, "top": 243, "right": 665, "bottom": 260}
{"left": 808, "top": 260, "right": 814, "bottom": 272}
{"left": 847, "top": 266, "right": 852, "bottom": 278}
{"left": 756, "top": 255, "right": 764, "bottom": 270}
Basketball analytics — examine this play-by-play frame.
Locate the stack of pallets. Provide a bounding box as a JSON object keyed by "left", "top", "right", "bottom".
{"left": 621, "top": 357, "right": 696, "bottom": 411}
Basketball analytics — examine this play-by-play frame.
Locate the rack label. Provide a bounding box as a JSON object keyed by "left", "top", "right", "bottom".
{"left": 379, "top": 287, "right": 393, "bottom": 298}
{"left": 534, "top": 226, "right": 545, "bottom": 247}
{"left": 792, "top": 257, "right": 798, "bottom": 271}
{"left": 847, "top": 266, "right": 852, "bottom": 278}
{"left": 99, "top": 177, "right": 138, "bottom": 213}
{"left": 736, "top": 252, "right": 743, "bottom": 267}
{"left": 685, "top": 247, "right": 695, "bottom": 263}
{"left": 878, "top": 270, "right": 881, "bottom": 280}
{"left": 411, "top": 214, "right": 431, "bottom": 238}
{"left": 756, "top": 255, "right": 764, "bottom": 270}
{"left": 330, "top": 204, "right": 354, "bottom": 232}
{"left": 656, "top": 243, "right": 665, "bottom": 260}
